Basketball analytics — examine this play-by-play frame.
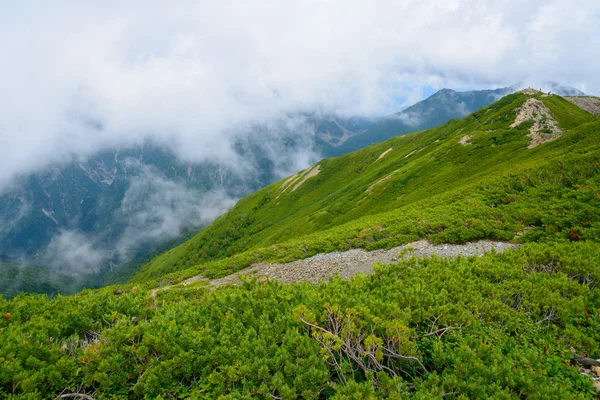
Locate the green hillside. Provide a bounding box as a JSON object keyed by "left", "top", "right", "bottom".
{"left": 324, "top": 86, "right": 514, "bottom": 156}
{"left": 133, "top": 92, "right": 599, "bottom": 283}
{"left": 2, "top": 92, "right": 600, "bottom": 399}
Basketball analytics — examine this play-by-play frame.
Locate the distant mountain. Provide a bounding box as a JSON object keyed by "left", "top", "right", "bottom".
{"left": 1, "top": 146, "right": 244, "bottom": 258}
{"left": 319, "top": 83, "right": 586, "bottom": 156}
{"left": 304, "top": 114, "right": 375, "bottom": 148}
{"left": 322, "top": 86, "right": 513, "bottom": 156}
{"left": 542, "top": 81, "right": 586, "bottom": 96}
{"left": 0, "top": 82, "right": 588, "bottom": 297}
{"left": 0, "top": 260, "right": 88, "bottom": 298}
{"left": 0, "top": 129, "right": 315, "bottom": 295}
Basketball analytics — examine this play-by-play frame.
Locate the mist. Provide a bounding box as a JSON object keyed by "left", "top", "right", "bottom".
{"left": 1, "top": 0, "right": 599, "bottom": 186}
{"left": 34, "top": 167, "right": 236, "bottom": 277}
{"left": 115, "top": 163, "right": 236, "bottom": 257}
{"left": 1, "top": 1, "right": 599, "bottom": 290}
{"left": 24, "top": 119, "right": 320, "bottom": 279}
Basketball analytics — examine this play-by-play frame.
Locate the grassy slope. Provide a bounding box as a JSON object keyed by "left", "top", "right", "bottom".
{"left": 132, "top": 93, "right": 599, "bottom": 284}
{"left": 3, "top": 93, "right": 600, "bottom": 399}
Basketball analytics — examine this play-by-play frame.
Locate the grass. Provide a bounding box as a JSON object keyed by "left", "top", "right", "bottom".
{"left": 130, "top": 93, "right": 599, "bottom": 285}
{"left": 3, "top": 92, "right": 600, "bottom": 399}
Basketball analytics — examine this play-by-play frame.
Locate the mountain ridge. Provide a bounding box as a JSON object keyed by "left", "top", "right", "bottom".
{"left": 0, "top": 83, "right": 590, "bottom": 297}
{"left": 322, "top": 82, "right": 586, "bottom": 155}
{"left": 132, "top": 91, "right": 599, "bottom": 283}
{"left": 3, "top": 89, "right": 600, "bottom": 399}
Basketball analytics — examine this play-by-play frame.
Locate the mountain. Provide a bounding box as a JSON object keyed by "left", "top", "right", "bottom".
{"left": 321, "top": 83, "right": 587, "bottom": 156}
{"left": 133, "top": 91, "right": 599, "bottom": 282}
{"left": 2, "top": 91, "right": 599, "bottom": 399}
{"left": 0, "top": 83, "right": 588, "bottom": 297}
{"left": 0, "top": 260, "right": 88, "bottom": 298}
{"left": 0, "top": 129, "right": 315, "bottom": 295}
{"left": 304, "top": 113, "right": 375, "bottom": 148}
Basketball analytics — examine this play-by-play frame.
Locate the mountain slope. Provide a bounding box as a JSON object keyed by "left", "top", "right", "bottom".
{"left": 0, "top": 127, "right": 316, "bottom": 296}
{"left": 0, "top": 84, "right": 589, "bottom": 297}
{"left": 133, "top": 92, "right": 599, "bottom": 283}
{"left": 3, "top": 91, "right": 600, "bottom": 399}
{"left": 0, "top": 261, "right": 89, "bottom": 298}
{"left": 322, "top": 83, "right": 587, "bottom": 156}
{"left": 325, "top": 86, "right": 514, "bottom": 155}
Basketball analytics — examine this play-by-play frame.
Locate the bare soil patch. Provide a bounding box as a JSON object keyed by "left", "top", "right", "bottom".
{"left": 459, "top": 135, "right": 473, "bottom": 145}
{"left": 511, "top": 98, "right": 563, "bottom": 149}
{"left": 376, "top": 147, "right": 393, "bottom": 161}
{"left": 565, "top": 97, "right": 600, "bottom": 116}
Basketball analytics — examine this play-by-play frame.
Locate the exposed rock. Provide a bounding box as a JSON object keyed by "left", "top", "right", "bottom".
{"left": 208, "top": 240, "right": 518, "bottom": 287}
{"left": 292, "top": 165, "right": 321, "bottom": 192}
{"left": 510, "top": 98, "right": 563, "bottom": 149}
{"left": 403, "top": 149, "right": 417, "bottom": 159}
{"left": 572, "top": 352, "right": 600, "bottom": 368}
{"left": 277, "top": 164, "right": 322, "bottom": 196}
{"left": 459, "top": 134, "right": 473, "bottom": 146}
{"left": 279, "top": 173, "right": 301, "bottom": 193}
{"left": 565, "top": 96, "right": 600, "bottom": 116}
{"left": 41, "top": 208, "right": 59, "bottom": 225}
{"left": 365, "top": 169, "right": 399, "bottom": 193}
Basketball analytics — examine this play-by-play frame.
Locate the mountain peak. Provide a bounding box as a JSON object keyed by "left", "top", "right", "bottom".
{"left": 516, "top": 88, "right": 543, "bottom": 95}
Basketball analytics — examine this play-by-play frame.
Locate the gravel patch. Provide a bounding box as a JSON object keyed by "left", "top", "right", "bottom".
{"left": 565, "top": 97, "right": 600, "bottom": 116}
{"left": 510, "top": 98, "right": 563, "bottom": 149}
{"left": 459, "top": 134, "right": 473, "bottom": 145}
{"left": 209, "top": 239, "right": 518, "bottom": 287}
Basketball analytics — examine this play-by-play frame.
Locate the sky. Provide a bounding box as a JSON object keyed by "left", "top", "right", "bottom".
{"left": 1, "top": 0, "right": 599, "bottom": 185}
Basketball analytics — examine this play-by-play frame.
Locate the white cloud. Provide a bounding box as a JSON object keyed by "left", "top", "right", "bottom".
{"left": 0, "top": 0, "right": 599, "bottom": 185}
{"left": 36, "top": 163, "right": 240, "bottom": 273}
{"left": 41, "top": 230, "right": 106, "bottom": 276}
{"left": 115, "top": 163, "right": 237, "bottom": 256}
{"left": 388, "top": 112, "right": 422, "bottom": 127}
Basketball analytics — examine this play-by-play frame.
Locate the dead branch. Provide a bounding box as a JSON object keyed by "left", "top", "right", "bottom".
{"left": 424, "top": 326, "right": 461, "bottom": 337}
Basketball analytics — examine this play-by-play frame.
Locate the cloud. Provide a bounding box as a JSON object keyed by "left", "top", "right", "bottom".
{"left": 387, "top": 112, "right": 422, "bottom": 127}
{"left": 114, "top": 162, "right": 237, "bottom": 257}
{"left": 0, "top": 200, "right": 30, "bottom": 242}
{"left": 34, "top": 163, "right": 238, "bottom": 275}
{"left": 41, "top": 230, "right": 106, "bottom": 276}
{"left": 1, "top": 0, "right": 598, "bottom": 186}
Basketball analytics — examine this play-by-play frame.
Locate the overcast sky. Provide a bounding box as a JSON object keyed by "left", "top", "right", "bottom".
{"left": 1, "top": 0, "right": 599, "bottom": 185}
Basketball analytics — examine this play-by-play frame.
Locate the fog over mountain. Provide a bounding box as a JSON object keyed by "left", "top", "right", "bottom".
{"left": 1, "top": 1, "right": 599, "bottom": 186}
{"left": 1, "top": 1, "right": 599, "bottom": 293}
